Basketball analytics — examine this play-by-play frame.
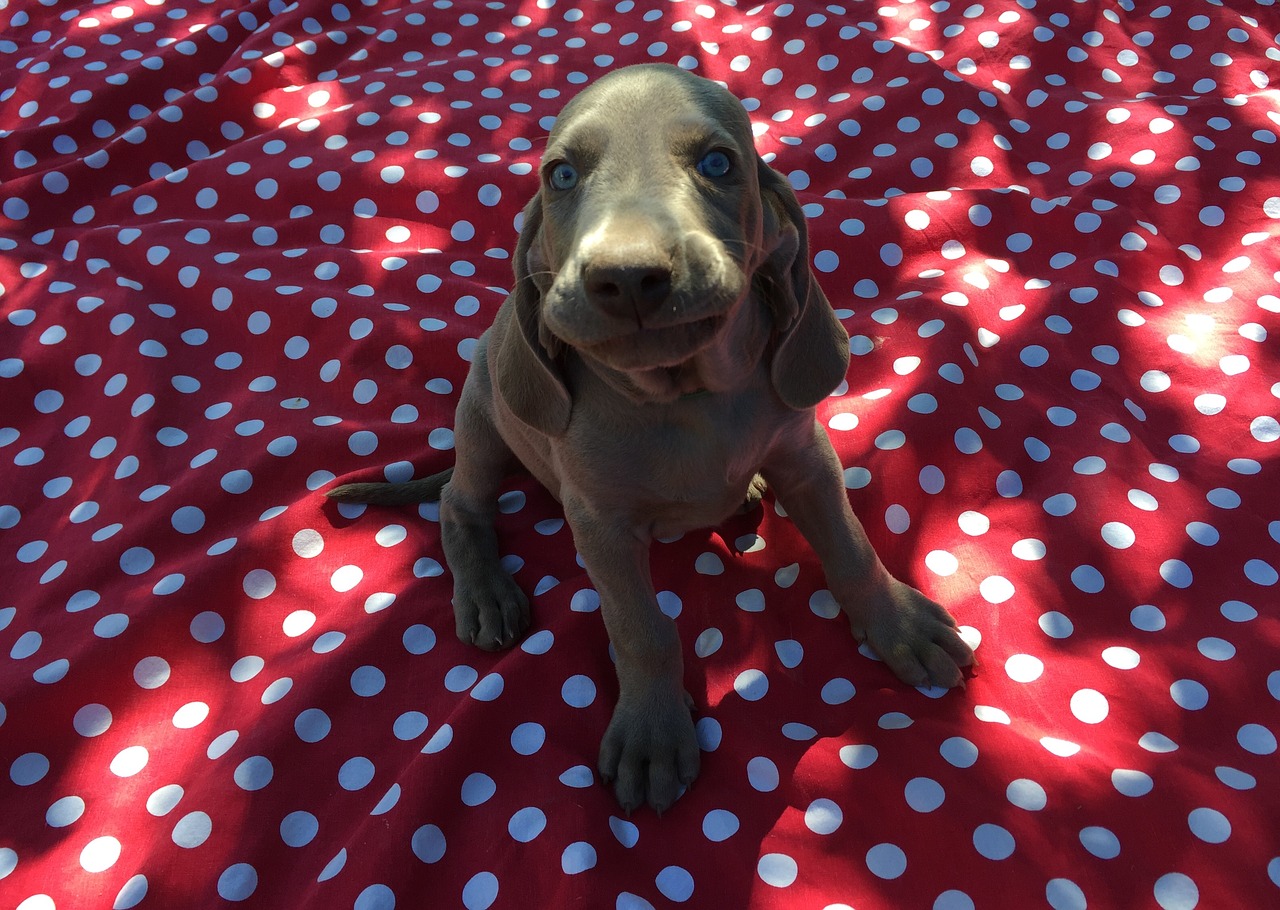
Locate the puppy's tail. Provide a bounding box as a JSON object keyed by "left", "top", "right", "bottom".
{"left": 327, "top": 467, "right": 453, "bottom": 506}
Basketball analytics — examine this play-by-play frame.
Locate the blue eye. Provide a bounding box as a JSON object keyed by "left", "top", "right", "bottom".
{"left": 697, "top": 150, "right": 732, "bottom": 179}
{"left": 548, "top": 162, "right": 578, "bottom": 191}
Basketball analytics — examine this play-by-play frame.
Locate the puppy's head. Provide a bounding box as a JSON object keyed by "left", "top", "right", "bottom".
{"left": 498, "top": 64, "right": 849, "bottom": 431}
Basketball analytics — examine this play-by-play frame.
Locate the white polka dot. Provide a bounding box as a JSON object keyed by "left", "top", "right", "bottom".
{"left": 1079, "top": 826, "right": 1120, "bottom": 860}
{"left": 656, "top": 865, "right": 694, "bottom": 902}
{"left": 1251, "top": 416, "right": 1280, "bottom": 442}
{"left": 1112, "top": 768, "right": 1153, "bottom": 797}
{"left": 1245, "top": 559, "right": 1278, "bottom": 586}
{"left": 940, "top": 737, "right": 978, "bottom": 767}
{"left": 281, "top": 811, "right": 319, "bottom": 848}
{"left": 905, "top": 777, "right": 945, "bottom": 812}
{"left": 979, "top": 576, "right": 1014, "bottom": 603}
{"left": 461, "top": 772, "right": 496, "bottom": 806}
{"left": 1101, "top": 522, "right": 1135, "bottom": 548}
{"left": 803, "top": 798, "right": 842, "bottom": 835}
{"left": 79, "top": 835, "right": 121, "bottom": 872}
{"left": 879, "top": 712, "right": 913, "bottom": 730}
{"left": 354, "top": 885, "right": 395, "bottom": 910}
{"left": 734, "top": 669, "right": 769, "bottom": 701}
{"left": 1006, "top": 779, "right": 1047, "bottom": 811}
{"left": 1140, "top": 732, "right": 1179, "bottom": 753}
{"left": 282, "top": 610, "right": 316, "bottom": 637}
{"left": 507, "top": 808, "right": 545, "bottom": 843}
{"left": 1153, "top": 872, "right": 1199, "bottom": 910}
{"left": 74, "top": 703, "right": 112, "bottom": 737}
{"left": 172, "top": 703, "right": 207, "bottom": 732}
{"left": 338, "top": 757, "right": 375, "bottom": 791}
{"left": 561, "top": 675, "right": 596, "bottom": 708}
{"left": 294, "top": 708, "right": 332, "bottom": 743}
{"left": 1071, "top": 689, "right": 1109, "bottom": 723}
{"left": 190, "top": 611, "right": 225, "bottom": 643}
{"left": 1071, "top": 565, "right": 1106, "bottom": 593}
{"left": 973, "top": 823, "right": 1015, "bottom": 860}
{"left": 695, "top": 628, "right": 724, "bottom": 658}
{"left": 412, "top": 824, "right": 447, "bottom": 861}
{"left": 243, "top": 568, "right": 276, "bottom": 599}
{"left": 757, "top": 853, "right": 798, "bottom": 887}
{"left": 351, "top": 665, "right": 386, "bottom": 697}
{"left": 821, "top": 678, "right": 855, "bottom": 705}
{"left": 926, "top": 550, "right": 959, "bottom": 576}
{"left": 1237, "top": 724, "right": 1276, "bottom": 755}
{"left": 1130, "top": 604, "right": 1166, "bottom": 631}
{"left": 115, "top": 875, "right": 148, "bottom": 909}
{"left": 865, "top": 843, "right": 907, "bottom": 879}
{"left": 1102, "top": 647, "right": 1140, "bottom": 670}
{"left": 1012, "top": 539, "right": 1046, "bottom": 560}
{"left": 292, "top": 529, "right": 324, "bottom": 558}
{"left": 702, "top": 809, "right": 739, "bottom": 842}
{"left": 110, "top": 746, "right": 149, "bottom": 777}
{"left": 1160, "top": 559, "right": 1192, "bottom": 589}
{"left": 470, "top": 672, "right": 504, "bottom": 701}
{"left": 1187, "top": 807, "right": 1230, "bottom": 843}
{"left": 958, "top": 510, "right": 989, "bottom": 535}
{"left": 1198, "top": 637, "right": 1236, "bottom": 661}
{"left": 331, "top": 565, "right": 363, "bottom": 592}
{"left": 935, "top": 890, "right": 977, "bottom": 910}
{"left": 146, "top": 785, "right": 184, "bottom": 817}
{"left": 1042, "top": 736, "right": 1081, "bottom": 757}
{"left": 747, "top": 756, "right": 779, "bottom": 791}
{"left": 233, "top": 756, "right": 273, "bottom": 791}
{"left": 217, "top": 864, "right": 257, "bottom": 902}
{"left": 47, "top": 795, "right": 86, "bottom": 828}
{"left": 1005, "top": 654, "right": 1044, "bottom": 683}
{"left": 840, "top": 744, "right": 879, "bottom": 769}
{"left": 172, "top": 811, "right": 212, "bottom": 848}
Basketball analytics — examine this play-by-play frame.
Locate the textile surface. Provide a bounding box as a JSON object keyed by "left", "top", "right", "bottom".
{"left": 2, "top": 1, "right": 1278, "bottom": 908}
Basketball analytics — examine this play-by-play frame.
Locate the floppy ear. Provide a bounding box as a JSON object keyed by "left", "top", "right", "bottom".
{"left": 756, "top": 161, "right": 851, "bottom": 411}
{"left": 492, "top": 193, "right": 573, "bottom": 436}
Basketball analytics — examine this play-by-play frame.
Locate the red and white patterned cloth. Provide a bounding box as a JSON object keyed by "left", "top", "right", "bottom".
{"left": 2, "top": 1, "right": 1278, "bottom": 908}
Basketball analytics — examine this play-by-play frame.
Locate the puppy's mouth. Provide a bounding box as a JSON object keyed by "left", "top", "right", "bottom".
{"left": 584, "top": 311, "right": 728, "bottom": 370}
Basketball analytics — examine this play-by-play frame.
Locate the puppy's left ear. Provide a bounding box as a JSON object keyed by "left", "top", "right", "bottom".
{"left": 492, "top": 193, "right": 573, "bottom": 436}
{"left": 756, "top": 161, "right": 851, "bottom": 411}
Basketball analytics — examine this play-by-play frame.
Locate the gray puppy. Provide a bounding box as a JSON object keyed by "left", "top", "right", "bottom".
{"left": 329, "top": 64, "right": 974, "bottom": 814}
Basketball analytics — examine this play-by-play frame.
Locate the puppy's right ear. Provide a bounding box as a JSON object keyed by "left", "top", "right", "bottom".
{"left": 492, "top": 193, "right": 573, "bottom": 437}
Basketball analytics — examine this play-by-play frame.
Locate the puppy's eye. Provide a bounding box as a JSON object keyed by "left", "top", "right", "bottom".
{"left": 696, "top": 150, "right": 732, "bottom": 179}
{"left": 548, "top": 162, "right": 579, "bottom": 191}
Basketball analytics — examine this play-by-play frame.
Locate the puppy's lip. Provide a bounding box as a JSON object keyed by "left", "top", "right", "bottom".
{"left": 585, "top": 312, "right": 727, "bottom": 368}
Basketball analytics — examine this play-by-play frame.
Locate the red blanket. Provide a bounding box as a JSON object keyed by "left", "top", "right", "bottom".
{"left": 3, "top": 2, "right": 1278, "bottom": 908}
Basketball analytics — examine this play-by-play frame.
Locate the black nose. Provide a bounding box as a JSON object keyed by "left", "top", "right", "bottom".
{"left": 584, "top": 261, "right": 673, "bottom": 322}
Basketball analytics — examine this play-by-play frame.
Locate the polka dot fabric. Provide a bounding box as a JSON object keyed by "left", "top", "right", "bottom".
{"left": 1, "top": 1, "right": 1278, "bottom": 908}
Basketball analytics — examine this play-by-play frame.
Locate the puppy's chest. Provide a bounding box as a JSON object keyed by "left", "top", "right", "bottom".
{"left": 585, "top": 399, "right": 777, "bottom": 522}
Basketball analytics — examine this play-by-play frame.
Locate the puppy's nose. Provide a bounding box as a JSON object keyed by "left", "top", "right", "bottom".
{"left": 583, "top": 259, "right": 673, "bottom": 322}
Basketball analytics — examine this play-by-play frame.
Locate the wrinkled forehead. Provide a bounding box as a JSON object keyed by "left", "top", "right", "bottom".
{"left": 547, "top": 66, "right": 754, "bottom": 156}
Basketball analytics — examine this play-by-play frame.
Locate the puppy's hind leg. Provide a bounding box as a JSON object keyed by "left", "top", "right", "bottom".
{"left": 440, "top": 387, "right": 531, "bottom": 651}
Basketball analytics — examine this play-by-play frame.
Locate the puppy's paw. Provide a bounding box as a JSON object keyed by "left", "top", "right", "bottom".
{"left": 453, "top": 573, "right": 530, "bottom": 651}
{"left": 848, "top": 578, "right": 974, "bottom": 689}
{"left": 598, "top": 688, "right": 700, "bottom": 815}
{"left": 737, "top": 473, "right": 769, "bottom": 514}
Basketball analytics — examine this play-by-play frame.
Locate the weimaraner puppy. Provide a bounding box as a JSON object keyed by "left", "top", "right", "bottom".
{"left": 329, "top": 63, "right": 974, "bottom": 814}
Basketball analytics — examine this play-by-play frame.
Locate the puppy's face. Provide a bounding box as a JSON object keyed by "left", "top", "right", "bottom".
{"left": 525, "top": 66, "right": 770, "bottom": 380}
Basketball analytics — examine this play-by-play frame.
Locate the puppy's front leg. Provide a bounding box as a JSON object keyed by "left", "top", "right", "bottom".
{"left": 564, "top": 498, "right": 700, "bottom": 815}
{"left": 764, "top": 420, "right": 975, "bottom": 688}
{"left": 440, "top": 381, "right": 530, "bottom": 651}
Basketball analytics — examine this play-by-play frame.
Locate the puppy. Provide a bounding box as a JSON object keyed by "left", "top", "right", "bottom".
{"left": 329, "top": 64, "right": 974, "bottom": 813}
